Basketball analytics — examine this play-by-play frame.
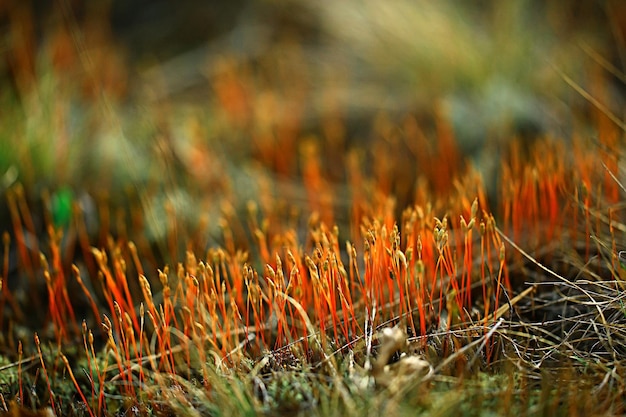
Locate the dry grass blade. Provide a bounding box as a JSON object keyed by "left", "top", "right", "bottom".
{"left": 552, "top": 64, "right": 625, "bottom": 132}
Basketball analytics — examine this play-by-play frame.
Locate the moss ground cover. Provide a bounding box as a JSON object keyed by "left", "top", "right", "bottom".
{"left": 0, "top": 1, "right": 624, "bottom": 415}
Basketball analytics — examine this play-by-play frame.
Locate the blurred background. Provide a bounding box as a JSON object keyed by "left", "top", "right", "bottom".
{"left": 0, "top": 0, "right": 624, "bottom": 267}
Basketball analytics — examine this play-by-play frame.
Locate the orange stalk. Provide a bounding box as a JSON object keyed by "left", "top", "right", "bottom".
{"left": 61, "top": 353, "right": 96, "bottom": 417}
{"left": 17, "top": 341, "right": 23, "bottom": 407}
{"left": 73, "top": 265, "right": 101, "bottom": 328}
{"left": 81, "top": 322, "right": 96, "bottom": 404}
{"left": 34, "top": 333, "right": 57, "bottom": 415}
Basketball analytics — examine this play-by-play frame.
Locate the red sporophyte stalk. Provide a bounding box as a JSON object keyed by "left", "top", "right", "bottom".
{"left": 6, "top": 188, "right": 38, "bottom": 307}
{"left": 34, "top": 333, "right": 56, "bottom": 414}
{"left": 60, "top": 352, "right": 96, "bottom": 417}
{"left": 81, "top": 322, "right": 96, "bottom": 408}
{"left": 17, "top": 341, "right": 23, "bottom": 406}
{"left": 1, "top": 232, "right": 23, "bottom": 329}
{"left": 73, "top": 265, "right": 101, "bottom": 328}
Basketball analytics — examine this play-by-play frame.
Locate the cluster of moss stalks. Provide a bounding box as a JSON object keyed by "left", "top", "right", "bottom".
{"left": 0, "top": 116, "right": 624, "bottom": 417}
{"left": 0, "top": 2, "right": 625, "bottom": 416}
